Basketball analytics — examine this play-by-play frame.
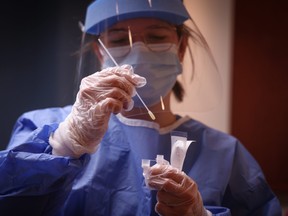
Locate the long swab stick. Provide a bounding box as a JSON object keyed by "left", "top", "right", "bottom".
{"left": 98, "top": 39, "right": 156, "bottom": 120}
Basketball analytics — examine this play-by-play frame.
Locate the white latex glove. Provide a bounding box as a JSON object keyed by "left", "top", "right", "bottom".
{"left": 146, "top": 164, "right": 208, "bottom": 216}
{"left": 49, "top": 65, "right": 146, "bottom": 158}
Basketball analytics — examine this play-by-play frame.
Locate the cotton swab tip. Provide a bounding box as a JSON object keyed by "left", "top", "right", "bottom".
{"left": 148, "top": 110, "right": 156, "bottom": 120}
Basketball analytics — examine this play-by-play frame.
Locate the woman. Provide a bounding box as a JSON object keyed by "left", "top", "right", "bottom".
{"left": 0, "top": 0, "right": 281, "bottom": 215}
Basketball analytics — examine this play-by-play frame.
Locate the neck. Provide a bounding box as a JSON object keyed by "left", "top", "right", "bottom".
{"left": 121, "top": 95, "right": 176, "bottom": 128}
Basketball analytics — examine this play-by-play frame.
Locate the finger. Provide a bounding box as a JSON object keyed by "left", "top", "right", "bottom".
{"left": 155, "top": 202, "right": 170, "bottom": 216}
{"left": 157, "top": 188, "right": 194, "bottom": 207}
{"left": 82, "top": 74, "right": 136, "bottom": 97}
{"left": 157, "top": 190, "right": 180, "bottom": 206}
{"left": 100, "top": 66, "right": 146, "bottom": 89}
{"left": 162, "top": 173, "right": 195, "bottom": 195}
{"left": 149, "top": 164, "right": 172, "bottom": 175}
{"left": 150, "top": 170, "right": 193, "bottom": 195}
{"left": 98, "top": 97, "right": 124, "bottom": 114}
{"left": 122, "top": 73, "right": 146, "bottom": 88}
{"left": 161, "top": 169, "right": 186, "bottom": 186}
{"left": 78, "top": 85, "right": 133, "bottom": 110}
{"left": 101, "top": 75, "right": 135, "bottom": 95}
{"left": 150, "top": 165, "right": 185, "bottom": 185}
{"left": 148, "top": 165, "right": 179, "bottom": 191}
{"left": 155, "top": 201, "right": 194, "bottom": 216}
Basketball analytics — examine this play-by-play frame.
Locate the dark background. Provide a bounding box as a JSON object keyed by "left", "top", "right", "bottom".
{"left": 0, "top": 0, "right": 92, "bottom": 149}
{"left": 231, "top": 0, "right": 288, "bottom": 205}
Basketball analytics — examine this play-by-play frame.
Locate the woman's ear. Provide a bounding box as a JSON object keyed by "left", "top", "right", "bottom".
{"left": 92, "top": 41, "right": 103, "bottom": 63}
{"left": 178, "top": 35, "right": 188, "bottom": 62}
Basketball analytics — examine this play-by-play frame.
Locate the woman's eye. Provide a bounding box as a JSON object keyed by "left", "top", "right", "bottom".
{"left": 146, "top": 35, "right": 168, "bottom": 43}
{"left": 109, "top": 37, "right": 130, "bottom": 46}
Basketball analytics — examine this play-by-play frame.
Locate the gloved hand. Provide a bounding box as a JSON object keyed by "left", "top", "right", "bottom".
{"left": 146, "top": 164, "right": 208, "bottom": 216}
{"left": 49, "top": 64, "right": 146, "bottom": 158}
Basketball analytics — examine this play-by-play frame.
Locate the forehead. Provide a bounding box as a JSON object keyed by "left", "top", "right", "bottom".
{"left": 106, "top": 18, "right": 173, "bottom": 31}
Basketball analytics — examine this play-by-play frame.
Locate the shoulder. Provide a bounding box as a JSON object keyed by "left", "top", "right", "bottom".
{"left": 7, "top": 105, "right": 72, "bottom": 150}
{"left": 179, "top": 116, "right": 239, "bottom": 150}
{"left": 184, "top": 118, "right": 265, "bottom": 179}
{"left": 18, "top": 105, "right": 72, "bottom": 127}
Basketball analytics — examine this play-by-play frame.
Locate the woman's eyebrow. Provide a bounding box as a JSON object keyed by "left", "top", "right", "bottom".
{"left": 107, "top": 27, "right": 128, "bottom": 33}
{"left": 145, "top": 24, "right": 176, "bottom": 30}
{"left": 105, "top": 24, "right": 176, "bottom": 34}
{"left": 146, "top": 24, "right": 170, "bottom": 28}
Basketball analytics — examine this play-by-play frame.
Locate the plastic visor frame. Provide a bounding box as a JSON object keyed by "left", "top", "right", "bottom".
{"left": 84, "top": 0, "right": 190, "bottom": 35}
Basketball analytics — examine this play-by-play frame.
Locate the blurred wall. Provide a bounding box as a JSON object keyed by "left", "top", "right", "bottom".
{"left": 231, "top": 0, "right": 288, "bottom": 197}
{"left": 172, "top": 0, "right": 234, "bottom": 133}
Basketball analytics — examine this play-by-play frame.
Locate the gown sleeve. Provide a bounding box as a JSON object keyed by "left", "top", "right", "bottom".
{"left": 0, "top": 107, "right": 88, "bottom": 216}
{"left": 182, "top": 120, "right": 281, "bottom": 216}
{"left": 221, "top": 140, "right": 282, "bottom": 216}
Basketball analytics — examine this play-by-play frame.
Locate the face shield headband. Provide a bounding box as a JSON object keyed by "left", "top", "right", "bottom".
{"left": 84, "top": 0, "right": 190, "bottom": 35}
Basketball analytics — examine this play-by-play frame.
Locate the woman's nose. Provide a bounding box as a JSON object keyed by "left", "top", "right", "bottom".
{"left": 130, "top": 34, "right": 145, "bottom": 44}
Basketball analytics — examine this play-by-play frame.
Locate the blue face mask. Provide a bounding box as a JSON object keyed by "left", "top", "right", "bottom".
{"left": 102, "top": 42, "right": 182, "bottom": 107}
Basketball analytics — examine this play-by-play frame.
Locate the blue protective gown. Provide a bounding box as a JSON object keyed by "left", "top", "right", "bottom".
{"left": 0, "top": 105, "right": 281, "bottom": 216}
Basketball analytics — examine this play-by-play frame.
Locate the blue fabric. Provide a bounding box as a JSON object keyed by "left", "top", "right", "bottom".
{"left": 0, "top": 106, "right": 282, "bottom": 216}
{"left": 85, "top": 0, "right": 190, "bottom": 35}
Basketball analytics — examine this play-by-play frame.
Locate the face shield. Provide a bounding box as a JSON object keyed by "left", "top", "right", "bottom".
{"left": 76, "top": 0, "right": 222, "bottom": 119}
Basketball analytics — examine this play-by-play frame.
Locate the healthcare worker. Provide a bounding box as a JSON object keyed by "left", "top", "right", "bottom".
{"left": 0, "top": 0, "right": 282, "bottom": 215}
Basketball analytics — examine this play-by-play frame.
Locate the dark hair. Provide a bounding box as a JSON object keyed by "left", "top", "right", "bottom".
{"left": 172, "top": 23, "right": 212, "bottom": 102}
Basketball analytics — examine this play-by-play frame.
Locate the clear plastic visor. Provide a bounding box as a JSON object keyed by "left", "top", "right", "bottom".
{"left": 75, "top": 15, "right": 222, "bottom": 121}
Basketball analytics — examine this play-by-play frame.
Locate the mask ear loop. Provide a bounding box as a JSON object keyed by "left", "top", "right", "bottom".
{"left": 128, "top": 26, "right": 133, "bottom": 48}
{"left": 159, "top": 29, "right": 184, "bottom": 111}
{"left": 160, "top": 96, "right": 165, "bottom": 110}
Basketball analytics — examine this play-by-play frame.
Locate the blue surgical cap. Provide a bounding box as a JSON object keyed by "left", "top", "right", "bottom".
{"left": 84, "top": 0, "right": 190, "bottom": 35}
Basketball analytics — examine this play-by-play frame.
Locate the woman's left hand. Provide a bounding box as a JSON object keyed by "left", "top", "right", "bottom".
{"left": 146, "top": 164, "right": 207, "bottom": 216}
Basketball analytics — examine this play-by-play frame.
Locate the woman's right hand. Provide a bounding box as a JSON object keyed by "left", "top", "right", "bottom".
{"left": 49, "top": 64, "right": 146, "bottom": 158}
{"left": 145, "top": 164, "right": 209, "bottom": 216}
